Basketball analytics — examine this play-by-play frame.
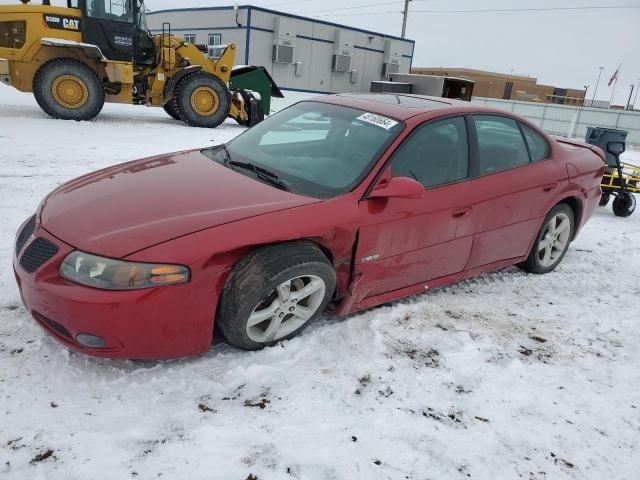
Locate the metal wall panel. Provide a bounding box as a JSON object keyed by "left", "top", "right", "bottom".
{"left": 472, "top": 97, "right": 640, "bottom": 147}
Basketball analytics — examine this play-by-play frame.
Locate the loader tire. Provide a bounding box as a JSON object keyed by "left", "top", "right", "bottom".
{"left": 33, "top": 59, "right": 104, "bottom": 121}
{"left": 173, "top": 72, "right": 231, "bottom": 128}
{"left": 162, "top": 101, "right": 182, "bottom": 120}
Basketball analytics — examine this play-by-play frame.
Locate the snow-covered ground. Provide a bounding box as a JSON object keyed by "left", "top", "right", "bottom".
{"left": 1, "top": 84, "right": 639, "bottom": 480}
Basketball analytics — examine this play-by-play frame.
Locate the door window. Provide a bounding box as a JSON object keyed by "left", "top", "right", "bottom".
{"left": 87, "top": 0, "right": 134, "bottom": 23}
{"left": 473, "top": 115, "right": 530, "bottom": 174}
{"left": 521, "top": 124, "right": 550, "bottom": 161}
{"left": 391, "top": 116, "right": 469, "bottom": 188}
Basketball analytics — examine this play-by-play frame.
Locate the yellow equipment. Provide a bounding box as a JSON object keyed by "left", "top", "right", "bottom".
{"left": 0, "top": 0, "right": 280, "bottom": 127}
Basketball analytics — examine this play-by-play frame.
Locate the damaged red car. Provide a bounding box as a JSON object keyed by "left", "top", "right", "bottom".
{"left": 13, "top": 94, "right": 605, "bottom": 359}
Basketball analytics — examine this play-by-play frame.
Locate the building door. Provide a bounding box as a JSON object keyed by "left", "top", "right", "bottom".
{"left": 503, "top": 81, "right": 513, "bottom": 99}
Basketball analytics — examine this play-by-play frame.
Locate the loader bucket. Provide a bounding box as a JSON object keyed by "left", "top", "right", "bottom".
{"left": 230, "top": 66, "right": 284, "bottom": 115}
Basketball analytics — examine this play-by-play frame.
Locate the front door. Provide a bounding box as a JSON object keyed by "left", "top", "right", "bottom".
{"left": 82, "top": 0, "right": 135, "bottom": 62}
{"left": 354, "top": 115, "right": 475, "bottom": 301}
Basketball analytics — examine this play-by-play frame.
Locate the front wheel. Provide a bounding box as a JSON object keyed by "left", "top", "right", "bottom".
{"left": 217, "top": 242, "right": 336, "bottom": 350}
{"left": 172, "top": 72, "right": 231, "bottom": 128}
{"left": 519, "top": 203, "right": 575, "bottom": 274}
{"left": 612, "top": 192, "right": 636, "bottom": 217}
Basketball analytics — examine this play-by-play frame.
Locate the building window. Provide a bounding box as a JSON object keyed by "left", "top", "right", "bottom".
{"left": 208, "top": 33, "right": 222, "bottom": 46}
{"left": 183, "top": 34, "right": 196, "bottom": 44}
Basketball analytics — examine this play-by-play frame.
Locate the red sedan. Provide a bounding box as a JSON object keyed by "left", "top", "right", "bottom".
{"left": 13, "top": 94, "right": 605, "bottom": 359}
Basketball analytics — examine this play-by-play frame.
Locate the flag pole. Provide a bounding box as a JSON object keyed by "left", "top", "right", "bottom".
{"left": 609, "top": 63, "right": 621, "bottom": 108}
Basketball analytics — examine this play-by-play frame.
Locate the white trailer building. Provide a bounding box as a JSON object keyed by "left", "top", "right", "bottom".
{"left": 147, "top": 5, "right": 415, "bottom": 94}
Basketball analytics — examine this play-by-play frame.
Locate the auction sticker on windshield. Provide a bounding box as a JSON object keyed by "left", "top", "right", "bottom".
{"left": 357, "top": 112, "right": 399, "bottom": 130}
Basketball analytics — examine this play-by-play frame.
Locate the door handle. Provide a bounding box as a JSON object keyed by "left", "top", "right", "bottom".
{"left": 452, "top": 207, "right": 472, "bottom": 218}
{"left": 542, "top": 183, "right": 557, "bottom": 192}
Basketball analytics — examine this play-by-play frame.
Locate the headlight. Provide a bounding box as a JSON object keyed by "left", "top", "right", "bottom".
{"left": 59, "top": 251, "right": 190, "bottom": 290}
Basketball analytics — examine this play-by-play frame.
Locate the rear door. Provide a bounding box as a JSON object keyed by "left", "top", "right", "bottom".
{"left": 464, "top": 115, "right": 564, "bottom": 269}
{"left": 353, "top": 115, "right": 476, "bottom": 300}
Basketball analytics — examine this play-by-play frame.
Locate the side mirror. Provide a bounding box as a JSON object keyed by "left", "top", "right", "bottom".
{"left": 369, "top": 176, "right": 424, "bottom": 199}
{"left": 607, "top": 141, "right": 625, "bottom": 156}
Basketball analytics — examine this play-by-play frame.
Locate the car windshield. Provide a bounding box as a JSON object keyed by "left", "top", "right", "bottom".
{"left": 203, "top": 101, "right": 404, "bottom": 198}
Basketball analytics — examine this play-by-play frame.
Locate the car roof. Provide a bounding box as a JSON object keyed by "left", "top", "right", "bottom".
{"left": 312, "top": 93, "right": 470, "bottom": 121}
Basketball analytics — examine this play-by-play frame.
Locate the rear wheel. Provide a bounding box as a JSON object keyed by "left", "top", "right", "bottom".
{"left": 173, "top": 72, "right": 231, "bottom": 128}
{"left": 520, "top": 203, "right": 574, "bottom": 274}
{"left": 33, "top": 58, "right": 104, "bottom": 121}
{"left": 217, "top": 242, "right": 336, "bottom": 350}
{"left": 612, "top": 192, "right": 636, "bottom": 217}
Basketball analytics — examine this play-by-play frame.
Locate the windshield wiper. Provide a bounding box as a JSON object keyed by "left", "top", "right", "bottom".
{"left": 228, "top": 160, "right": 289, "bottom": 191}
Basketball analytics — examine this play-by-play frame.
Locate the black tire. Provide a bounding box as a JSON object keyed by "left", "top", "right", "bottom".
{"left": 172, "top": 72, "right": 231, "bottom": 128}
{"left": 162, "top": 101, "right": 182, "bottom": 120}
{"left": 33, "top": 58, "right": 104, "bottom": 121}
{"left": 217, "top": 242, "right": 336, "bottom": 350}
{"left": 598, "top": 192, "right": 611, "bottom": 207}
{"left": 519, "top": 203, "right": 575, "bottom": 274}
{"left": 612, "top": 192, "right": 636, "bottom": 217}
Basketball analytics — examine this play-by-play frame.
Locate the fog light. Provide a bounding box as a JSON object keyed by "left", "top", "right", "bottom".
{"left": 76, "top": 334, "right": 105, "bottom": 349}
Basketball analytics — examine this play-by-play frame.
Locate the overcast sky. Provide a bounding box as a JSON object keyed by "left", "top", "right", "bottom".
{"left": 4, "top": 0, "right": 639, "bottom": 105}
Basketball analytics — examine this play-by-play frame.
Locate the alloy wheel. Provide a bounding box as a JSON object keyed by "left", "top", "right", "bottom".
{"left": 537, "top": 212, "right": 571, "bottom": 268}
{"left": 246, "top": 275, "right": 326, "bottom": 343}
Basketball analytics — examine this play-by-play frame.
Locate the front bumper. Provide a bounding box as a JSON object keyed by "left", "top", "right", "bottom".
{"left": 13, "top": 225, "right": 224, "bottom": 359}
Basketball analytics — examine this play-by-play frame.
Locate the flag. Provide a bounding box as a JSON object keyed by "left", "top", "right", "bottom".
{"left": 608, "top": 67, "right": 620, "bottom": 87}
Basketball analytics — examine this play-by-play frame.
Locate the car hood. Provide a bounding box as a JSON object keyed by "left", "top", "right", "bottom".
{"left": 40, "top": 149, "right": 320, "bottom": 258}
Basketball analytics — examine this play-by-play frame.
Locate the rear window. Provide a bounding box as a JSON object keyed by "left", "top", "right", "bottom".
{"left": 473, "top": 115, "right": 530, "bottom": 175}
{"left": 0, "top": 21, "right": 26, "bottom": 49}
{"left": 521, "top": 124, "right": 550, "bottom": 161}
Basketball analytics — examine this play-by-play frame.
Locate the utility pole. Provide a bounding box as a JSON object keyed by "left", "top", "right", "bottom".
{"left": 633, "top": 78, "right": 640, "bottom": 110}
{"left": 401, "top": 0, "right": 411, "bottom": 38}
{"left": 590, "top": 66, "right": 604, "bottom": 107}
{"left": 627, "top": 84, "right": 635, "bottom": 111}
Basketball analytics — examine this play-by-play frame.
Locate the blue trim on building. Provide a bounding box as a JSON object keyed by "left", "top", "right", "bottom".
{"left": 354, "top": 45, "right": 385, "bottom": 54}
{"left": 148, "top": 5, "right": 415, "bottom": 45}
{"left": 244, "top": 7, "right": 252, "bottom": 64}
{"left": 150, "top": 26, "right": 243, "bottom": 32}
{"left": 251, "top": 26, "right": 275, "bottom": 33}
{"left": 296, "top": 34, "right": 333, "bottom": 45}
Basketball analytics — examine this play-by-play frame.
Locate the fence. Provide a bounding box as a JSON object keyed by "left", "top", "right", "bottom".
{"left": 471, "top": 97, "right": 640, "bottom": 148}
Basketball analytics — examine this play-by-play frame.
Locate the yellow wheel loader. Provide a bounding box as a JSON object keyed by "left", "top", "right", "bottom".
{"left": 0, "top": 0, "right": 283, "bottom": 127}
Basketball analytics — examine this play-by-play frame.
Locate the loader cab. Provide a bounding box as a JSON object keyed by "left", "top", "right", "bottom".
{"left": 74, "top": 0, "right": 155, "bottom": 66}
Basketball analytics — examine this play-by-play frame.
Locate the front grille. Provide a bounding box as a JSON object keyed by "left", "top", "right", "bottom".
{"left": 19, "top": 237, "right": 59, "bottom": 273}
{"left": 15, "top": 215, "right": 36, "bottom": 255}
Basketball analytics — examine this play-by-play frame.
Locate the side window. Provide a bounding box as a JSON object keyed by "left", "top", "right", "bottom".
{"left": 521, "top": 123, "right": 550, "bottom": 161}
{"left": 391, "top": 116, "right": 469, "bottom": 188}
{"left": 0, "top": 21, "right": 26, "bottom": 49}
{"left": 473, "top": 115, "right": 530, "bottom": 174}
{"left": 87, "top": 0, "right": 133, "bottom": 23}
{"left": 183, "top": 34, "right": 196, "bottom": 44}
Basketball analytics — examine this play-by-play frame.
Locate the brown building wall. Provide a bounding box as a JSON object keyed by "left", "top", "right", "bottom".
{"left": 411, "top": 67, "right": 585, "bottom": 105}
